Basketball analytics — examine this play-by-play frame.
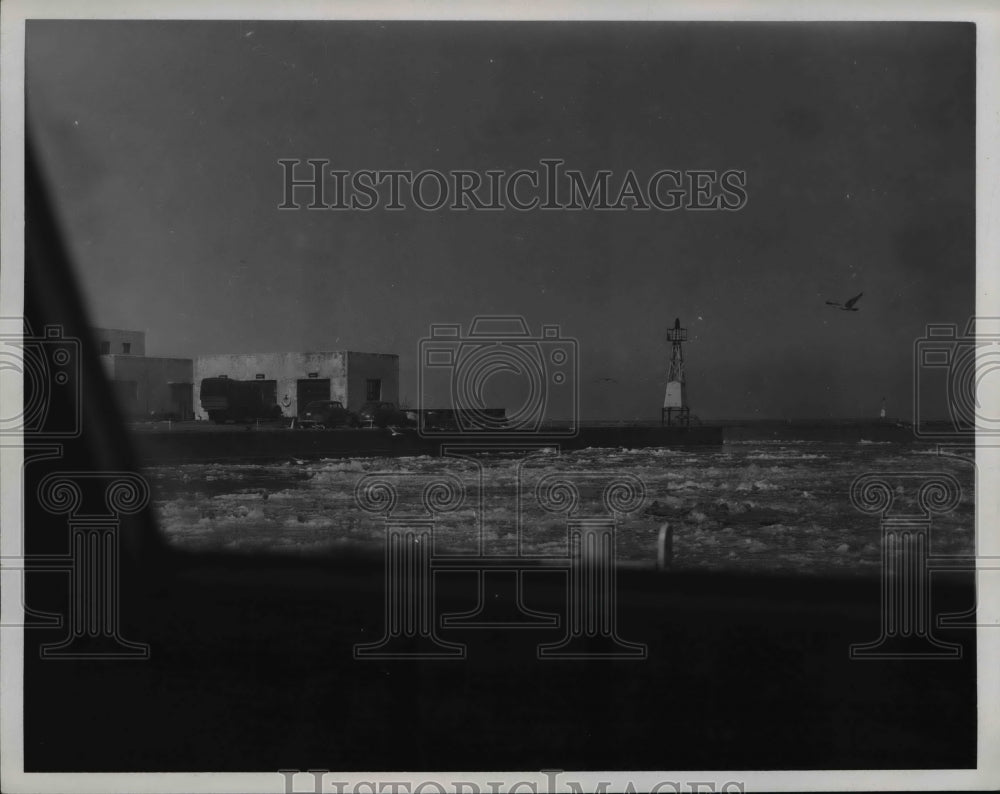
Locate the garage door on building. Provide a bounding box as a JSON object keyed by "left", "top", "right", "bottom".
{"left": 297, "top": 378, "right": 331, "bottom": 411}
{"left": 169, "top": 382, "right": 193, "bottom": 420}
{"left": 258, "top": 380, "right": 278, "bottom": 407}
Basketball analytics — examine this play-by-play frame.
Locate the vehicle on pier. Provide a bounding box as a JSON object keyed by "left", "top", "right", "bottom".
{"left": 200, "top": 377, "right": 284, "bottom": 424}
{"left": 358, "top": 401, "right": 412, "bottom": 428}
{"left": 297, "top": 400, "right": 360, "bottom": 429}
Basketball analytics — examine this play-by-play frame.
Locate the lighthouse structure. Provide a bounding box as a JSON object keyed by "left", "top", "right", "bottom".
{"left": 662, "top": 317, "right": 690, "bottom": 427}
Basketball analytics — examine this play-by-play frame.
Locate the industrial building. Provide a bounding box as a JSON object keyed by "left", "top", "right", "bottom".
{"left": 192, "top": 351, "right": 399, "bottom": 420}
{"left": 95, "top": 327, "right": 146, "bottom": 357}
{"left": 93, "top": 327, "right": 195, "bottom": 420}
{"left": 92, "top": 327, "right": 400, "bottom": 422}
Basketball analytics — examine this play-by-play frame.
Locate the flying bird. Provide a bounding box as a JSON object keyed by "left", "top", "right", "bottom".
{"left": 825, "top": 292, "right": 864, "bottom": 311}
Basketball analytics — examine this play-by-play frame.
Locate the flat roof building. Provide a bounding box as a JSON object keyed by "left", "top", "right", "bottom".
{"left": 192, "top": 351, "right": 399, "bottom": 420}
{"left": 92, "top": 328, "right": 400, "bottom": 422}
{"left": 93, "top": 328, "right": 194, "bottom": 420}
{"left": 92, "top": 327, "right": 146, "bottom": 357}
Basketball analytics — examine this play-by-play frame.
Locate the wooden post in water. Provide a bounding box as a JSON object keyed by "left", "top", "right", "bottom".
{"left": 657, "top": 522, "right": 673, "bottom": 570}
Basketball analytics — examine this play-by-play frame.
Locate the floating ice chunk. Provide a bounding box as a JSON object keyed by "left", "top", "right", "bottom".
{"left": 317, "top": 459, "right": 366, "bottom": 473}
{"left": 735, "top": 480, "right": 778, "bottom": 492}
{"left": 646, "top": 496, "right": 684, "bottom": 516}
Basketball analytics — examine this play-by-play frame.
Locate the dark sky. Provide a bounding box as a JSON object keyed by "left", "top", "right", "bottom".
{"left": 26, "top": 21, "right": 974, "bottom": 420}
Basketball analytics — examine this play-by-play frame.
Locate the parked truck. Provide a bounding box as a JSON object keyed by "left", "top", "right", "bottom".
{"left": 200, "top": 377, "right": 283, "bottom": 424}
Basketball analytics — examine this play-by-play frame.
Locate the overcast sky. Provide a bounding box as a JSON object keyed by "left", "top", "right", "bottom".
{"left": 25, "top": 21, "right": 974, "bottom": 420}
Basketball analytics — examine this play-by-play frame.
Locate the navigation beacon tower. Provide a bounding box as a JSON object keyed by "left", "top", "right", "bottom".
{"left": 662, "top": 317, "right": 690, "bottom": 427}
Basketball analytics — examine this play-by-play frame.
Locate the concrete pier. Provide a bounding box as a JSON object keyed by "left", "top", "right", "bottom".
{"left": 131, "top": 425, "right": 725, "bottom": 465}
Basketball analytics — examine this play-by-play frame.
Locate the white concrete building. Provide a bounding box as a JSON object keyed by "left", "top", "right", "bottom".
{"left": 93, "top": 327, "right": 194, "bottom": 419}
{"left": 192, "top": 351, "right": 399, "bottom": 419}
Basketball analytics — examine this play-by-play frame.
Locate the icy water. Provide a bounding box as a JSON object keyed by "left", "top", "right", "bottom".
{"left": 148, "top": 441, "right": 975, "bottom": 575}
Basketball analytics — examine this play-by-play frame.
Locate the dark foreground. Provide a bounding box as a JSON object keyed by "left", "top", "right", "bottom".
{"left": 23, "top": 546, "right": 976, "bottom": 772}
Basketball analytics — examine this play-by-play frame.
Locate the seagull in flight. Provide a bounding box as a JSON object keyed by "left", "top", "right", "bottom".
{"left": 825, "top": 292, "right": 864, "bottom": 311}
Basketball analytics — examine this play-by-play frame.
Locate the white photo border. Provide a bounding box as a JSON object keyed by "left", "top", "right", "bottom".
{"left": 2, "top": 1, "right": 998, "bottom": 792}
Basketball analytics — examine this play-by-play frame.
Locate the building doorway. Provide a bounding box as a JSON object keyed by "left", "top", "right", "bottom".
{"left": 258, "top": 380, "right": 278, "bottom": 407}
{"left": 169, "top": 382, "right": 193, "bottom": 420}
{"left": 296, "top": 378, "right": 331, "bottom": 413}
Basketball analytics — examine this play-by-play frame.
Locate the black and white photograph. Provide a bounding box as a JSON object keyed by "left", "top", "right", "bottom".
{"left": 1, "top": 1, "right": 998, "bottom": 792}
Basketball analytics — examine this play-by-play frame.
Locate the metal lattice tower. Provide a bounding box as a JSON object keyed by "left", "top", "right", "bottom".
{"left": 662, "top": 317, "right": 689, "bottom": 426}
